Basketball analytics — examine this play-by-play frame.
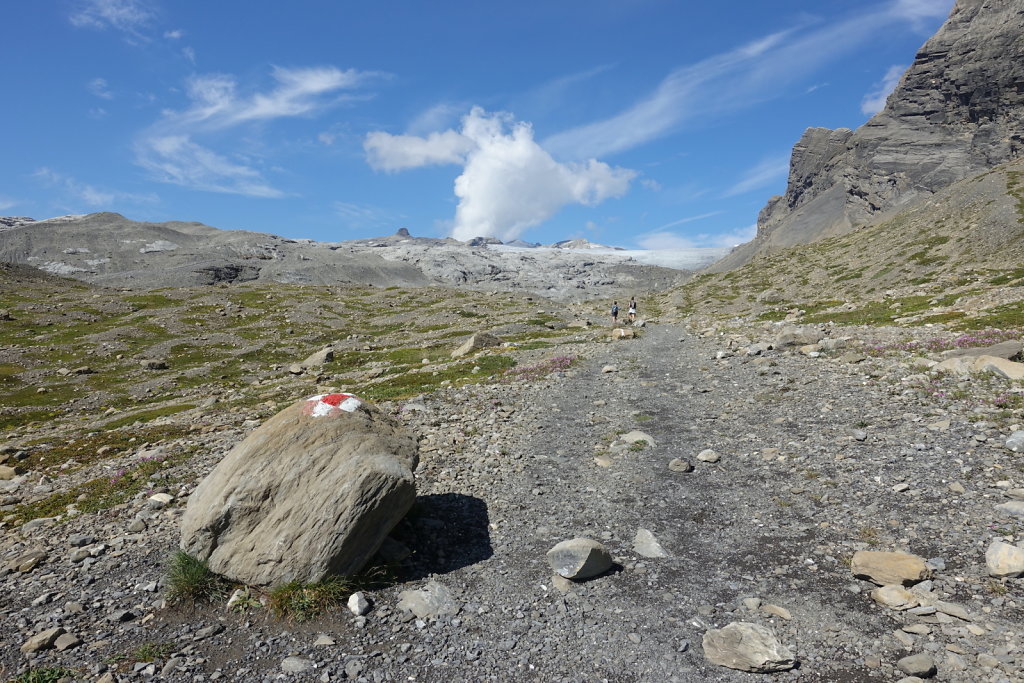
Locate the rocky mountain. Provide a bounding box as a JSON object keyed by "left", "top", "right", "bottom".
{"left": 0, "top": 212, "right": 688, "bottom": 300}
{"left": 715, "top": 0, "right": 1024, "bottom": 271}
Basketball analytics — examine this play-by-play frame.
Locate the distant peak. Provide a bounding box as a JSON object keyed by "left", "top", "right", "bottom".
{"left": 395, "top": 227, "right": 411, "bottom": 237}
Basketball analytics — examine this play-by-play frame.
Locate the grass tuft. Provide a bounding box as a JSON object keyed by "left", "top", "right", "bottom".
{"left": 165, "top": 551, "right": 229, "bottom": 604}
{"left": 11, "top": 669, "right": 80, "bottom": 683}
{"left": 268, "top": 576, "right": 354, "bottom": 622}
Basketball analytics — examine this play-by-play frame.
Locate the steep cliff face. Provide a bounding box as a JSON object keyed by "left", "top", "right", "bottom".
{"left": 714, "top": 0, "right": 1024, "bottom": 271}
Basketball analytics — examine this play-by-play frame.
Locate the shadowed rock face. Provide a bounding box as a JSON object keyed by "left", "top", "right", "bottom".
{"left": 716, "top": 0, "right": 1024, "bottom": 270}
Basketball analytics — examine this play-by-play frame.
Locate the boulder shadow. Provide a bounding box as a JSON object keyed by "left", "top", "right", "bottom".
{"left": 384, "top": 492, "right": 493, "bottom": 582}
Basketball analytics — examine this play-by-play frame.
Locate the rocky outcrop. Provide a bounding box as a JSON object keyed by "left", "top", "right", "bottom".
{"left": 716, "top": 0, "right": 1024, "bottom": 270}
{"left": 179, "top": 393, "right": 419, "bottom": 586}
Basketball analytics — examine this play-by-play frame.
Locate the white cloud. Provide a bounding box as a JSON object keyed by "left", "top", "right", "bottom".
{"left": 0, "top": 196, "right": 17, "bottom": 211}
{"left": 722, "top": 156, "right": 790, "bottom": 197}
{"left": 365, "top": 130, "right": 476, "bottom": 171}
{"left": 69, "top": 0, "right": 154, "bottom": 39}
{"left": 33, "top": 167, "right": 157, "bottom": 207}
{"left": 135, "top": 136, "right": 284, "bottom": 198}
{"left": 636, "top": 231, "right": 699, "bottom": 250}
{"left": 136, "top": 65, "right": 381, "bottom": 197}
{"left": 637, "top": 224, "right": 757, "bottom": 250}
{"left": 861, "top": 64, "right": 907, "bottom": 115}
{"left": 88, "top": 77, "right": 113, "bottom": 99}
{"left": 364, "top": 107, "right": 636, "bottom": 242}
{"left": 406, "top": 103, "right": 466, "bottom": 137}
{"left": 182, "top": 46, "right": 196, "bottom": 64}
{"left": 175, "top": 66, "right": 378, "bottom": 130}
{"left": 544, "top": 0, "right": 951, "bottom": 160}
{"left": 164, "top": 29, "right": 183, "bottom": 39}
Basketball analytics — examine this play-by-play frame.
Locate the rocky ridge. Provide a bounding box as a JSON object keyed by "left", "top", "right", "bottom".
{"left": 717, "top": 0, "right": 1024, "bottom": 271}
{"left": 0, "top": 212, "right": 689, "bottom": 300}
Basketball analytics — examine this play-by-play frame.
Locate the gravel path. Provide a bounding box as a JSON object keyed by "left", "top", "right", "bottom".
{"left": 4, "top": 320, "right": 1023, "bottom": 682}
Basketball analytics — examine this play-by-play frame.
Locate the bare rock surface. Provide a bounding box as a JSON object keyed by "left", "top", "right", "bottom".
{"left": 702, "top": 621, "right": 797, "bottom": 673}
{"left": 179, "top": 393, "right": 418, "bottom": 585}
{"left": 719, "top": 0, "right": 1024, "bottom": 269}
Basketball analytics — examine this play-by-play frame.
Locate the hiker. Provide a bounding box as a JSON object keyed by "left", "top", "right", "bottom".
{"left": 628, "top": 296, "right": 637, "bottom": 323}
{"left": 611, "top": 301, "right": 619, "bottom": 326}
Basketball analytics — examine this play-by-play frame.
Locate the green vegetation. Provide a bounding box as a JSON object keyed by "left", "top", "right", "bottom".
{"left": 11, "top": 668, "right": 80, "bottom": 683}
{"left": 268, "top": 576, "right": 355, "bottom": 622}
{"left": 165, "top": 551, "right": 230, "bottom": 604}
{"left": 11, "top": 445, "right": 194, "bottom": 524}
{"left": 955, "top": 300, "right": 1024, "bottom": 330}
{"left": 18, "top": 424, "right": 189, "bottom": 473}
{"left": 357, "top": 354, "right": 516, "bottom": 402}
{"left": 101, "top": 405, "right": 196, "bottom": 430}
{"left": 131, "top": 641, "right": 176, "bottom": 663}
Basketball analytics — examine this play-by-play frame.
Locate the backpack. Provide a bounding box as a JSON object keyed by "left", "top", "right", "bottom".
{"left": 611, "top": 305, "right": 619, "bottom": 315}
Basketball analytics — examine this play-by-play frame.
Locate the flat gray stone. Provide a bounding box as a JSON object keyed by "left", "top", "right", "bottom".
{"left": 633, "top": 528, "right": 669, "bottom": 558}
{"left": 281, "top": 656, "right": 314, "bottom": 673}
{"left": 397, "top": 580, "right": 460, "bottom": 619}
{"left": 702, "top": 622, "right": 797, "bottom": 673}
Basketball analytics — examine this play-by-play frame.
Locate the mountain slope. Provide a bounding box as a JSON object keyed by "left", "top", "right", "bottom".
{"left": 672, "top": 158, "right": 1024, "bottom": 328}
{"left": 715, "top": 0, "right": 1024, "bottom": 271}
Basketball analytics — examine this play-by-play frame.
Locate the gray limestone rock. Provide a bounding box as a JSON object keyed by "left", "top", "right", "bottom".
{"left": 546, "top": 538, "right": 613, "bottom": 580}
{"left": 702, "top": 622, "right": 797, "bottom": 673}
{"left": 717, "top": 0, "right": 1024, "bottom": 269}
{"left": 300, "top": 347, "right": 334, "bottom": 368}
{"left": 851, "top": 551, "right": 931, "bottom": 586}
{"left": 633, "top": 528, "right": 669, "bottom": 558}
{"left": 179, "top": 393, "right": 418, "bottom": 585}
{"left": 397, "top": 581, "right": 460, "bottom": 619}
{"left": 897, "top": 653, "right": 937, "bottom": 678}
{"left": 20, "top": 627, "right": 64, "bottom": 653}
{"left": 451, "top": 332, "right": 503, "bottom": 359}
{"left": 1005, "top": 430, "right": 1024, "bottom": 452}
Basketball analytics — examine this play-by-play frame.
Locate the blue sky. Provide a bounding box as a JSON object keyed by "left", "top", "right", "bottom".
{"left": 2, "top": 0, "right": 953, "bottom": 248}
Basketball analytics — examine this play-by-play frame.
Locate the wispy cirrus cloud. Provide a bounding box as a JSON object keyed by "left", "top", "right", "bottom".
{"left": 136, "top": 65, "right": 384, "bottom": 197}
{"left": 0, "top": 196, "right": 17, "bottom": 211}
{"left": 364, "top": 107, "right": 636, "bottom": 242}
{"left": 33, "top": 167, "right": 158, "bottom": 207}
{"left": 544, "top": 0, "right": 953, "bottom": 160}
{"left": 69, "top": 0, "right": 155, "bottom": 41}
{"left": 334, "top": 201, "right": 405, "bottom": 230}
{"left": 722, "top": 156, "right": 790, "bottom": 198}
{"left": 861, "top": 64, "right": 906, "bottom": 115}
{"left": 651, "top": 211, "right": 724, "bottom": 232}
{"left": 637, "top": 223, "right": 756, "bottom": 250}
{"left": 88, "top": 77, "right": 113, "bottom": 99}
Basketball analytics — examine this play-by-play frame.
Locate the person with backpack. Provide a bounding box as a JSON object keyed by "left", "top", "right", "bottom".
{"left": 611, "top": 301, "right": 619, "bottom": 326}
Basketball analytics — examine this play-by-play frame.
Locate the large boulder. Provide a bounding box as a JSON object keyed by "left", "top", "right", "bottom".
{"left": 180, "top": 392, "right": 418, "bottom": 586}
